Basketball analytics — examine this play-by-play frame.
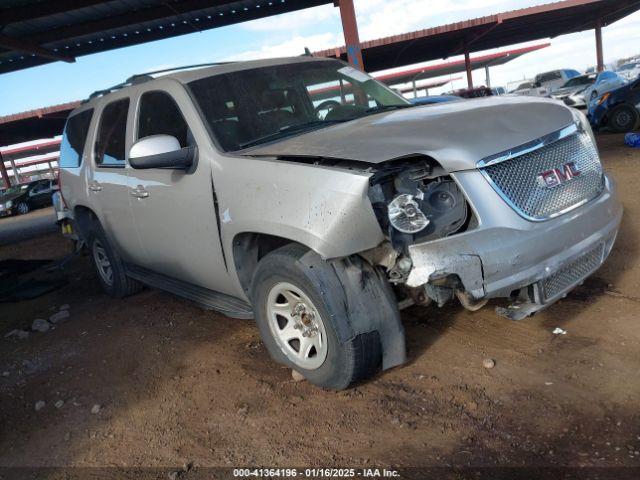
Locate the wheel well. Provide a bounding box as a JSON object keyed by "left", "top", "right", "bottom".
{"left": 232, "top": 232, "right": 296, "bottom": 295}
{"left": 73, "top": 205, "right": 98, "bottom": 241}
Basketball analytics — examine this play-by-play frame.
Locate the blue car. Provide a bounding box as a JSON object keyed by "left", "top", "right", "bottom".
{"left": 409, "top": 95, "right": 463, "bottom": 106}
{"left": 589, "top": 77, "right": 640, "bottom": 133}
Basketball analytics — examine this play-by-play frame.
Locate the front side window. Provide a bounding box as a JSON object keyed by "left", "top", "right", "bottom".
{"left": 95, "top": 98, "right": 129, "bottom": 166}
{"left": 188, "top": 60, "right": 410, "bottom": 151}
{"left": 137, "top": 91, "right": 190, "bottom": 147}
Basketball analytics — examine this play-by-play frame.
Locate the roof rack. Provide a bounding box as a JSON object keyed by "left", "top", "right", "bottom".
{"left": 83, "top": 61, "right": 235, "bottom": 103}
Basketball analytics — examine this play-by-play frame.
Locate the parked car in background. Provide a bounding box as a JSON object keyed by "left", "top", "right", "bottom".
{"left": 534, "top": 69, "right": 581, "bottom": 93}
{"left": 616, "top": 62, "right": 640, "bottom": 82}
{"left": 409, "top": 95, "right": 463, "bottom": 105}
{"left": 509, "top": 80, "right": 550, "bottom": 97}
{"left": 0, "top": 179, "right": 56, "bottom": 216}
{"left": 552, "top": 71, "right": 626, "bottom": 108}
{"left": 589, "top": 77, "right": 640, "bottom": 133}
{"left": 56, "top": 56, "right": 621, "bottom": 390}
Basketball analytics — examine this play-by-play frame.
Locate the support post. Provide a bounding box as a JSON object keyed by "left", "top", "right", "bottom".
{"left": 336, "top": 0, "right": 364, "bottom": 71}
{"left": 595, "top": 18, "right": 604, "bottom": 72}
{"left": 0, "top": 152, "right": 10, "bottom": 188}
{"left": 9, "top": 158, "right": 20, "bottom": 184}
{"left": 412, "top": 79, "right": 417, "bottom": 98}
{"left": 464, "top": 43, "right": 473, "bottom": 89}
{"left": 485, "top": 65, "right": 491, "bottom": 88}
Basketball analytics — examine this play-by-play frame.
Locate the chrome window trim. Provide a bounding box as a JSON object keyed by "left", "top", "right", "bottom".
{"left": 477, "top": 122, "right": 602, "bottom": 223}
{"left": 477, "top": 123, "right": 578, "bottom": 168}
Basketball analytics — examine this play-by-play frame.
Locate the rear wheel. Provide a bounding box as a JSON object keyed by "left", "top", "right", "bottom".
{"left": 16, "top": 202, "right": 29, "bottom": 215}
{"left": 609, "top": 105, "right": 639, "bottom": 133}
{"left": 250, "top": 244, "right": 382, "bottom": 390}
{"left": 88, "top": 221, "right": 142, "bottom": 298}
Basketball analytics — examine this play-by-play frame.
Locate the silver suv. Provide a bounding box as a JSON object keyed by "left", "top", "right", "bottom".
{"left": 57, "top": 57, "right": 622, "bottom": 389}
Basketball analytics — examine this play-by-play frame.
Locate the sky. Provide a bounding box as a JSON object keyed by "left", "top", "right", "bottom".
{"left": 0, "top": 0, "right": 639, "bottom": 117}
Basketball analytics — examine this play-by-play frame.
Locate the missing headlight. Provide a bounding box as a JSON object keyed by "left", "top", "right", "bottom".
{"left": 368, "top": 158, "right": 471, "bottom": 250}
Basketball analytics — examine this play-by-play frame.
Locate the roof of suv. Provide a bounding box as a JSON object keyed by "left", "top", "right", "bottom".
{"left": 77, "top": 56, "right": 336, "bottom": 111}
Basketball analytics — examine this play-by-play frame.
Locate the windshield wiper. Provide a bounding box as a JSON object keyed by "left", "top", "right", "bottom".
{"left": 364, "top": 104, "right": 413, "bottom": 114}
{"left": 239, "top": 120, "right": 345, "bottom": 150}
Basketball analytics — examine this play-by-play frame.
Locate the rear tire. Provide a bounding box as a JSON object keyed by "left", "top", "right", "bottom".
{"left": 87, "top": 221, "right": 142, "bottom": 298}
{"left": 608, "top": 105, "right": 639, "bottom": 133}
{"left": 250, "top": 244, "right": 382, "bottom": 390}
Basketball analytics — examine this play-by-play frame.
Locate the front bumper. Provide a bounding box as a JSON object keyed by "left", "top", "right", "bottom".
{"left": 406, "top": 173, "right": 622, "bottom": 319}
{"left": 552, "top": 94, "right": 587, "bottom": 108}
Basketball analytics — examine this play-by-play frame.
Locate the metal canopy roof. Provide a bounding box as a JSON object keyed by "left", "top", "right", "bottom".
{"left": 0, "top": 0, "right": 333, "bottom": 74}
{"left": 0, "top": 101, "right": 81, "bottom": 146}
{"left": 315, "top": 0, "right": 640, "bottom": 72}
{"left": 375, "top": 44, "right": 550, "bottom": 87}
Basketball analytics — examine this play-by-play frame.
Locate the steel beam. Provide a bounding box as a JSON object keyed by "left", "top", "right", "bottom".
{"left": 0, "top": 152, "right": 10, "bottom": 188}
{"left": 0, "top": 34, "right": 75, "bottom": 63}
{"left": 0, "top": 0, "right": 107, "bottom": 24}
{"left": 464, "top": 44, "right": 473, "bottom": 88}
{"left": 595, "top": 18, "right": 604, "bottom": 72}
{"left": 485, "top": 65, "right": 491, "bottom": 87}
{"left": 336, "top": 0, "right": 364, "bottom": 70}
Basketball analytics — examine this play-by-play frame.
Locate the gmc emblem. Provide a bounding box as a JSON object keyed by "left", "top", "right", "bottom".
{"left": 537, "top": 162, "right": 581, "bottom": 188}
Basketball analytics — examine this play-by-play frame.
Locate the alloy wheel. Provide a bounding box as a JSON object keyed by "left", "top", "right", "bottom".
{"left": 92, "top": 240, "right": 114, "bottom": 287}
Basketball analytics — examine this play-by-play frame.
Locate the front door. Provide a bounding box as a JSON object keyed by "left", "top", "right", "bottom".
{"left": 87, "top": 96, "right": 147, "bottom": 265}
{"left": 126, "top": 85, "right": 230, "bottom": 295}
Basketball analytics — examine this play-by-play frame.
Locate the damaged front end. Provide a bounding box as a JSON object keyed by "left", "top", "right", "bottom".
{"left": 362, "top": 156, "right": 488, "bottom": 313}
{"left": 361, "top": 130, "right": 622, "bottom": 321}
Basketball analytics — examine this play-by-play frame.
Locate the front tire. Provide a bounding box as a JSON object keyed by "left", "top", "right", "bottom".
{"left": 608, "top": 105, "right": 639, "bottom": 133}
{"left": 16, "top": 202, "right": 29, "bottom": 215}
{"left": 87, "top": 222, "right": 142, "bottom": 298}
{"left": 250, "top": 244, "right": 382, "bottom": 390}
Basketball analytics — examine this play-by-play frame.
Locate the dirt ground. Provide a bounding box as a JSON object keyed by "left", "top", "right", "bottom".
{"left": 1, "top": 134, "right": 639, "bottom": 479}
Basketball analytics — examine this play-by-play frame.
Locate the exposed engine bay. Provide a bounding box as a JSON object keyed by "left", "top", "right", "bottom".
{"left": 361, "top": 158, "right": 480, "bottom": 309}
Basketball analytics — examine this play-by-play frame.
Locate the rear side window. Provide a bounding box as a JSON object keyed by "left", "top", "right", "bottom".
{"left": 95, "top": 98, "right": 129, "bottom": 166}
{"left": 137, "top": 91, "right": 190, "bottom": 147}
{"left": 59, "top": 109, "right": 93, "bottom": 168}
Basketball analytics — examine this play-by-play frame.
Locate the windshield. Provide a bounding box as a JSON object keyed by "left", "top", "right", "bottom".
{"left": 562, "top": 75, "right": 596, "bottom": 88}
{"left": 188, "top": 59, "right": 411, "bottom": 151}
{"left": 619, "top": 63, "right": 639, "bottom": 71}
{"left": 1, "top": 184, "right": 28, "bottom": 197}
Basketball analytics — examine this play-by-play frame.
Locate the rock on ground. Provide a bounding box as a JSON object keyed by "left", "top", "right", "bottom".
{"left": 31, "top": 319, "right": 50, "bottom": 333}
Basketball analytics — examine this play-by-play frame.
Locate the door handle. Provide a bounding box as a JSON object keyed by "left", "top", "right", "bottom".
{"left": 89, "top": 182, "right": 102, "bottom": 193}
{"left": 130, "top": 186, "right": 149, "bottom": 199}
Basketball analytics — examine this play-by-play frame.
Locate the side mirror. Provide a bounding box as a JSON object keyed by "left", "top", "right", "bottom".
{"left": 129, "top": 134, "right": 195, "bottom": 170}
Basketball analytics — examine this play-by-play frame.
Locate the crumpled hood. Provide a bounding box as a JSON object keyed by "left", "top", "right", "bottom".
{"left": 242, "top": 96, "right": 576, "bottom": 172}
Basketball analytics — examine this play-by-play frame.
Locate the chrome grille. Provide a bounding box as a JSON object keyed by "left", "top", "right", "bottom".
{"left": 542, "top": 244, "right": 604, "bottom": 301}
{"left": 479, "top": 127, "right": 604, "bottom": 221}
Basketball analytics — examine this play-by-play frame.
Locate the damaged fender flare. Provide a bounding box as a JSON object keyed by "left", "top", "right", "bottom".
{"left": 253, "top": 244, "right": 406, "bottom": 372}
{"left": 315, "top": 252, "right": 406, "bottom": 371}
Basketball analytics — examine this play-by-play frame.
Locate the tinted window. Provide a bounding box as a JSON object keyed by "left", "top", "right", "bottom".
{"left": 59, "top": 109, "right": 93, "bottom": 168}
{"left": 95, "top": 99, "right": 129, "bottom": 166}
{"left": 537, "top": 71, "right": 562, "bottom": 83}
{"left": 138, "top": 91, "right": 190, "bottom": 147}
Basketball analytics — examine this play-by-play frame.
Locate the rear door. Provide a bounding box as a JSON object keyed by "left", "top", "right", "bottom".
{"left": 87, "top": 96, "right": 147, "bottom": 265}
{"left": 126, "top": 83, "right": 230, "bottom": 293}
